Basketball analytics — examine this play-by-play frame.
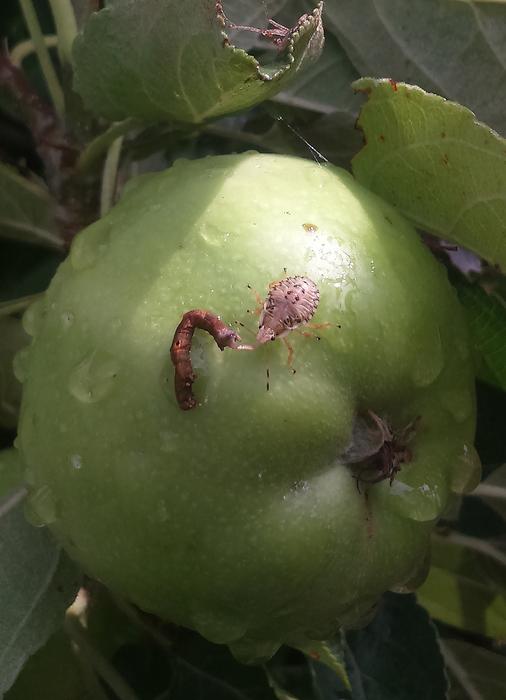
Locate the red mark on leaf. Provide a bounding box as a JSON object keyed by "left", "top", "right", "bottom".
{"left": 379, "top": 134, "right": 385, "bottom": 142}
{"left": 388, "top": 79, "right": 398, "bottom": 91}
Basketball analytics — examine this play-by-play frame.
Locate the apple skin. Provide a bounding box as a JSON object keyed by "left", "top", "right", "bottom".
{"left": 16, "top": 153, "right": 478, "bottom": 661}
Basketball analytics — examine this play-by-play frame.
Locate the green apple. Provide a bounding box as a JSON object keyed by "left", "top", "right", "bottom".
{"left": 16, "top": 153, "right": 479, "bottom": 661}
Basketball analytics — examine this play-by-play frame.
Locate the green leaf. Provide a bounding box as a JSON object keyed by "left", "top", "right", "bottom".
{"left": 324, "top": 0, "right": 506, "bottom": 136}
{"left": 294, "top": 637, "right": 350, "bottom": 691}
{"left": 0, "top": 500, "right": 81, "bottom": 696}
{"left": 417, "top": 533, "right": 506, "bottom": 639}
{"left": 345, "top": 592, "right": 448, "bottom": 700}
{"left": 266, "top": 642, "right": 352, "bottom": 700}
{"left": 352, "top": 79, "right": 506, "bottom": 270}
{"left": 0, "top": 163, "right": 61, "bottom": 249}
{"left": 155, "top": 629, "right": 277, "bottom": 699}
{"left": 0, "top": 317, "right": 28, "bottom": 429}
{"left": 473, "top": 464, "right": 506, "bottom": 520}
{"left": 72, "top": 0, "right": 324, "bottom": 125}
{"left": 5, "top": 630, "right": 90, "bottom": 700}
{"left": 442, "top": 638, "right": 506, "bottom": 700}
{"left": 456, "top": 282, "right": 506, "bottom": 391}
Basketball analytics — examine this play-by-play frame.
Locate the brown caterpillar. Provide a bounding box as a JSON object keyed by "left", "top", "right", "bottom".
{"left": 170, "top": 310, "right": 250, "bottom": 411}
{"left": 170, "top": 277, "right": 320, "bottom": 409}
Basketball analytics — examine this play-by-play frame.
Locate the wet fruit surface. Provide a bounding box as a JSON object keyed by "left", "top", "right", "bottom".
{"left": 16, "top": 153, "right": 478, "bottom": 661}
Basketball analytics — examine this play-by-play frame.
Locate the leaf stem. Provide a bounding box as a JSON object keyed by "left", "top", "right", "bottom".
{"left": 47, "top": 0, "right": 78, "bottom": 66}
{"left": 472, "top": 482, "right": 506, "bottom": 502}
{"left": 112, "top": 597, "right": 174, "bottom": 655}
{"left": 434, "top": 530, "right": 506, "bottom": 567}
{"left": 65, "top": 613, "right": 140, "bottom": 700}
{"left": 0, "top": 292, "right": 45, "bottom": 318}
{"left": 77, "top": 119, "right": 139, "bottom": 174}
{"left": 0, "top": 486, "right": 28, "bottom": 518}
{"left": 71, "top": 643, "right": 111, "bottom": 700}
{"left": 100, "top": 136, "right": 124, "bottom": 217}
{"left": 18, "top": 0, "right": 65, "bottom": 117}
{"left": 10, "top": 35, "right": 58, "bottom": 67}
{"left": 439, "top": 640, "right": 482, "bottom": 700}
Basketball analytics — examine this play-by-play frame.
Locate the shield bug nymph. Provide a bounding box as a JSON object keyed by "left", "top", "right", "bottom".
{"left": 256, "top": 276, "right": 320, "bottom": 344}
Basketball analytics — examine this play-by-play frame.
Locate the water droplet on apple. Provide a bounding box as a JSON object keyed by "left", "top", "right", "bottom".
{"left": 412, "top": 327, "right": 444, "bottom": 387}
{"left": 61, "top": 311, "right": 74, "bottom": 328}
{"left": 70, "top": 225, "right": 110, "bottom": 270}
{"left": 159, "top": 431, "right": 177, "bottom": 453}
{"left": 68, "top": 351, "right": 120, "bottom": 403}
{"left": 22, "top": 298, "right": 46, "bottom": 337}
{"left": 23, "top": 464, "right": 36, "bottom": 486}
{"left": 387, "top": 479, "right": 443, "bottom": 521}
{"left": 198, "top": 221, "right": 231, "bottom": 247}
{"left": 450, "top": 443, "right": 481, "bottom": 494}
{"left": 13, "top": 347, "right": 31, "bottom": 383}
{"left": 24, "top": 485, "right": 57, "bottom": 527}
{"left": 440, "top": 387, "right": 473, "bottom": 422}
{"left": 70, "top": 454, "right": 82, "bottom": 470}
{"left": 157, "top": 500, "right": 169, "bottom": 522}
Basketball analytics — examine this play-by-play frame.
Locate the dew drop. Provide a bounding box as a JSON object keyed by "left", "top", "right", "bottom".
{"left": 412, "top": 327, "right": 444, "bottom": 387}
{"left": 450, "top": 443, "right": 482, "bottom": 494}
{"left": 70, "top": 225, "right": 110, "bottom": 271}
{"left": 157, "top": 500, "right": 169, "bottom": 522}
{"left": 23, "top": 464, "right": 36, "bottom": 486}
{"left": 61, "top": 311, "right": 74, "bottom": 328}
{"left": 440, "top": 387, "right": 473, "bottom": 422}
{"left": 387, "top": 479, "right": 443, "bottom": 521}
{"left": 159, "top": 431, "right": 177, "bottom": 453}
{"left": 70, "top": 454, "right": 82, "bottom": 470}
{"left": 22, "top": 298, "right": 46, "bottom": 337}
{"left": 199, "top": 222, "right": 230, "bottom": 247}
{"left": 13, "top": 347, "right": 30, "bottom": 383}
{"left": 24, "top": 485, "right": 57, "bottom": 527}
{"left": 68, "top": 351, "right": 120, "bottom": 403}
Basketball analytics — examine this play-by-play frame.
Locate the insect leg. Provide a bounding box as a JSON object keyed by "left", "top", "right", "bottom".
{"left": 282, "top": 337, "right": 295, "bottom": 369}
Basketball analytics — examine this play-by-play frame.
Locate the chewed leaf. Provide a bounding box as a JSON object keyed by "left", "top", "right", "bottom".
{"left": 352, "top": 79, "right": 506, "bottom": 270}
{"left": 324, "top": 0, "right": 506, "bottom": 136}
{"left": 72, "top": 0, "right": 324, "bottom": 124}
{"left": 346, "top": 593, "right": 448, "bottom": 700}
